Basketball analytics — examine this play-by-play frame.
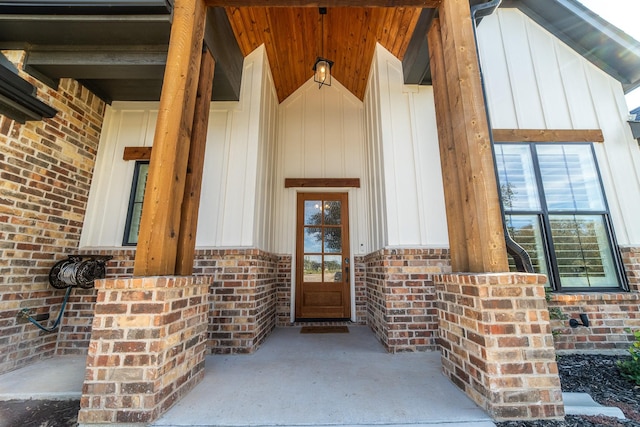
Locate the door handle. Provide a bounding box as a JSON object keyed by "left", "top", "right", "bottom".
{"left": 345, "top": 257, "right": 349, "bottom": 283}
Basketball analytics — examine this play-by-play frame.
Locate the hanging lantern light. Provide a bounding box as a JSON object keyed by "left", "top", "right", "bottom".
{"left": 313, "top": 7, "right": 333, "bottom": 88}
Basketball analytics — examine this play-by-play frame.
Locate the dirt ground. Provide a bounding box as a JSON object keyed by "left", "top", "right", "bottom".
{"left": 0, "top": 400, "right": 79, "bottom": 427}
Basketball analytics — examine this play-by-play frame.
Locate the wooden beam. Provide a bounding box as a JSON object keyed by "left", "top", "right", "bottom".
{"left": 284, "top": 178, "right": 361, "bottom": 188}
{"left": 133, "top": 0, "right": 207, "bottom": 277}
{"left": 123, "top": 146, "right": 152, "bottom": 161}
{"left": 439, "top": 0, "right": 508, "bottom": 273}
{"left": 206, "top": 0, "right": 440, "bottom": 6}
{"left": 176, "top": 50, "right": 216, "bottom": 276}
{"left": 427, "top": 17, "right": 468, "bottom": 272}
{"left": 24, "top": 45, "right": 168, "bottom": 80}
{"left": 492, "top": 128, "right": 604, "bottom": 143}
{"left": 204, "top": 7, "right": 243, "bottom": 101}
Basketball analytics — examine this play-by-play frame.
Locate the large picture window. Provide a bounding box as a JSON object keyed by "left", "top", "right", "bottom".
{"left": 123, "top": 161, "right": 149, "bottom": 246}
{"left": 495, "top": 143, "right": 626, "bottom": 291}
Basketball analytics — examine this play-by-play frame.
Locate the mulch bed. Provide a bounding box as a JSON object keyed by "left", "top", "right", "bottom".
{"left": 0, "top": 354, "right": 638, "bottom": 426}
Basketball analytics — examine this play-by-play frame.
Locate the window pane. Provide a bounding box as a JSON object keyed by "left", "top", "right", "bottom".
{"left": 549, "top": 215, "right": 619, "bottom": 288}
{"left": 505, "top": 214, "right": 548, "bottom": 276}
{"left": 324, "top": 228, "right": 342, "bottom": 253}
{"left": 304, "top": 255, "right": 322, "bottom": 282}
{"left": 304, "top": 227, "right": 322, "bottom": 253}
{"left": 495, "top": 145, "right": 541, "bottom": 211}
{"left": 325, "top": 255, "right": 342, "bottom": 282}
{"left": 537, "top": 145, "right": 605, "bottom": 211}
{"left": 324, "top": 201, "right": 342, "bottom": 225}
{"left": 304, "top": 201, "right": 322, "bottom": 225}
{"left": 124, "top": 161, "right": 149, "bottom": 245}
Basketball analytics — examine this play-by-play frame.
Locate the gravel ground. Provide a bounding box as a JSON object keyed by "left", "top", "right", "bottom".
{"left": 0, "top": 354, "right": 638, "bottom": 426}
{"left": 497, "top": 354, "right": 640, "bottom": 427}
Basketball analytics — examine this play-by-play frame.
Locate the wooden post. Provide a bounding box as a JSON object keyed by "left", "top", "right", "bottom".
{"left": 428, "top": 17, "right": 469, "bottom": 272}
{"left": 176, "top": 49, "right": 216, "bottom": 276}
{"left": 133, "top": 0, "right": 207, "bottom": 276}
{"left": 435, "top": 0, "right": 508, "bottom": 272}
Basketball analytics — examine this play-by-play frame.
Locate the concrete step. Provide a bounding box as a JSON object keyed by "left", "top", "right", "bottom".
{"left": 563, "top": 392, "right": 626, "bottom": 419}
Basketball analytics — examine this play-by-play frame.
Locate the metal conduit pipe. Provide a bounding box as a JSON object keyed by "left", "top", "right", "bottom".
{"left": 469, "top": 0, "right": 535, "bottom": 273}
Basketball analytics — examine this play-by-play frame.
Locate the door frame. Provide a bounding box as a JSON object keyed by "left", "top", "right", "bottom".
{"left": 290, "top": 188, "right": 356, "bottom": 323}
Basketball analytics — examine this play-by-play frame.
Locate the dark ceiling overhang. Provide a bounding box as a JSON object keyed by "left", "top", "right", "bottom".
{"left": 0, "top": 0, "right": 173, "bottom": 15}
{"left": 0, "top": 53, "right": 57, "bottom": 123}
{"left": 403, "top": 0, "right": 640, "bottom": 94}
{"left": 0, "top": 1, "right": 243, "bottom": 103}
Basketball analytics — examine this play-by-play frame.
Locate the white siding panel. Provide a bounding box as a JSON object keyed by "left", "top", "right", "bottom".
{"left": 274, "top": 77, "right": 367, "bottom": 254}
{"left": 363, "top": 53, "right": 387, "bottom": 250}
{"left": 364, "top": 44, "right": 447, "bottom": 249}
{"left": 477, "top": 14, "right": 518, "bottom": 129}
{"left": 81, "top": 105, "right": 157, "bottom": 247}
{"left": 81, "top": 46, "right": 274, "bottom": 249}
{"left": 253, "top": 49, "right": 279, "bottom": 252}
{"left": 524, "top": 19, "right": 572, "bottom": 128}
{"left": 497, "top": 11, "right": 546, "bottom": 128}
{"left": 410, "top": 86, "right": 449, "bottom": 246}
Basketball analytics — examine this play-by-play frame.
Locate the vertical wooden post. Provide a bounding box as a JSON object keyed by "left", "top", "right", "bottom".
{"left": 428, "top": 17, "right": 469, "bottom": 272}
{"left": 176, "top": 49, "right": 216, "bottom": 276}
{"left": 133, "top": 0, "right": 207, "bottom": 276}
{"left": 435, "top": 0, "right": 508, "bottom": 272}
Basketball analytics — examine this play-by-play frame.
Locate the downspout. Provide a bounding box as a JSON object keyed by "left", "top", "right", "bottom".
{"left": 470, "top": 0, "right": 534, "bottom": 273}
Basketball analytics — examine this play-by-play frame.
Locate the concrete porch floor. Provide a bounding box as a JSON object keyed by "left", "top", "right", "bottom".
{"left": 0, "top": 326, "right": 495, "bottom": 426}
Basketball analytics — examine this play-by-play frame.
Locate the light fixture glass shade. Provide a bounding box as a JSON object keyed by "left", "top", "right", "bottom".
{"left": 313, "top": 57, "right": 333, "bottom": 88}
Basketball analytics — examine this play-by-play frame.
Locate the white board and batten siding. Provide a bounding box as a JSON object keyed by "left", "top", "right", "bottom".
{"left": 80, "top": 46, "right": 278, "bottom": 250}
{"left": 478, "top": 9, "right": 640, "bottom": 246}
{"left": 272, "top": 77, "right": 370, "bottom": 255}
{"left": 363, "top": 43, "right": 449, "bottom": 250}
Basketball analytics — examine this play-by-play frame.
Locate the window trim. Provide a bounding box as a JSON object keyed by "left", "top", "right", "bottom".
{"left": 122, "top": 160, "right": 149, "bottom": 246}
{"left": 498, "top": 142, "right": 628, "bottom": 292}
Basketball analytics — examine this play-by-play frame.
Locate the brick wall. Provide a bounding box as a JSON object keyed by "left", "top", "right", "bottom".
{"left": 621, "top": 246, "right": 640, "bottom": 292}
{"left": 436, "top": 273, "right": 564, "bottom": 421}
{"left": 65, "top": 248, "right": 284, "bottom": 356}
{"left": 0, "top": 51, "right": 105, "bottom": 373}
{"left": 549, "top": 292, "right": 640, "bottom": 352}
{"left": 364, "top": 248, "right": 450, "bottom": 352}
{"left": 276, "top": 255, "right": 292, "bottom": 326}
{"left": 200, "top": 249, "right": 277, "bottom": 354}
{"left": 79, "top": 275, "right": 210, "bottom": 425}
{"left": 354, "top": 256, "right": 367, "bottom": 324}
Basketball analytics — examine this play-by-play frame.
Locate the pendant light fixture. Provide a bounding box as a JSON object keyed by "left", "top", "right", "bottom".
{"left": 313, "top": 7, "right": 333, "bottom": 88}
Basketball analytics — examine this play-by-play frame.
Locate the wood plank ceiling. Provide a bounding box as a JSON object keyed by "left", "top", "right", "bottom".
{"left": 225, "top": 7, "right": 422, "bottom": 101}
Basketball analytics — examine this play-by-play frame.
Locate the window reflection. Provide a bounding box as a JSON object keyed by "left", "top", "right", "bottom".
{"left": 301, "top": 197, "right": 344, "bottom": 284}
{"left": 303, "top": 255, "right": 322, "bottom": 282}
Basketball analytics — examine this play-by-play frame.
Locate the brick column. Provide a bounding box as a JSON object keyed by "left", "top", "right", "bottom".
{"left": 436, "top": 273, "right": 564, "bottom": 421}
{"left": 78, "top": 275, "right": 210, "bottom": 425}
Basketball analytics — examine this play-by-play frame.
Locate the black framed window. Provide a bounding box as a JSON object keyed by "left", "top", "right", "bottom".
{"left": 495, "top": 143, "right": 626, "bottom": 291}
{"left": 123, "top": 161, "right": 149, "bottom": 246}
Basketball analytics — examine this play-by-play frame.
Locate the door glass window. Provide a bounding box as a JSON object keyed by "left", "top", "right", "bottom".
{"left": 302, "top": 198, "right": 344, "bottom": 283}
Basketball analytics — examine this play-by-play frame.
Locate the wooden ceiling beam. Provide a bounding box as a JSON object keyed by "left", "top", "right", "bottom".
{"left": 208, "top": 0, "right": 440, "bottom": 7}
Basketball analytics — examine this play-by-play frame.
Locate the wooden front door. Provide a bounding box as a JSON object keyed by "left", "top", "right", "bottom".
{"left": 295, "top": 193, "right": 351, "bottom": 319}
